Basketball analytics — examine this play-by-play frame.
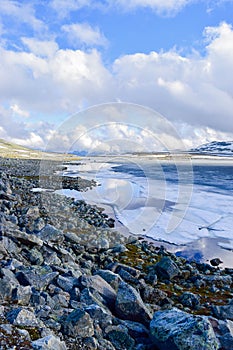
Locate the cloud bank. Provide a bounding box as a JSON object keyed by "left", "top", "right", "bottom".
{"left": 0, "top": 0, "right": 233, "bottom": 152}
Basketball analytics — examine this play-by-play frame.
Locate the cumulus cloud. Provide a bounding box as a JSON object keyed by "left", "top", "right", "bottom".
{"left": 10, "top": 104, "right": 30, "bottom": 118}
{"left": 1, "top": 21, "right": 233, "bottom": 151}
{"left": 22, "top": 38, "right": 59, "bottom": 57}
{"left": 62, "top": 23, "right": 108, "bottom": 47}
{"left": 0, "top": 0, "right": 46, "bottom": 33}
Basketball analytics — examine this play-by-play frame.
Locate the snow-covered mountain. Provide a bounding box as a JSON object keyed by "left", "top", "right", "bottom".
{"left": 191, "top": 141, "right": 233, "bottom": 156}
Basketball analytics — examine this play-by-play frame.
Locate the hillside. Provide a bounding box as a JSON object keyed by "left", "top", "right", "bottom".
{"left": 191, "top": 141, "right": 233, "bottom": 156}
{"left": 0, "top": 138, "right": 79, "bottom": 160}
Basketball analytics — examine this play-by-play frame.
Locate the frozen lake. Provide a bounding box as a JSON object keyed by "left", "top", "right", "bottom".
{"left": 58, "top": 156, "right": 233, "bottom": 267}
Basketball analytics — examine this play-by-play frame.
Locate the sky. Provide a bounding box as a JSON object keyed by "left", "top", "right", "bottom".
{"left": 1, "top": 0, "right": 233, "bottom": 153}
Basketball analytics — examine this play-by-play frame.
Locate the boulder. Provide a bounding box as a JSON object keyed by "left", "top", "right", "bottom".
{"left": 38, "top": 225, "right": 64, "bottom": 243}
{"left": 62, "top": 308, "right": 94, "bottom": 338}
{"left": 179, "top": 292, "right": 200, "bottom": 309}
{"left": 155, "top": 257, "right": 180, "bottom": 280}
{"left": 32, "top": 335, "right": 67, "bottom": 350}
{"left": 95, "top": 269, "right": 122, "bottom": 290}
{"left": 12, "top": 285, "right": 32, "bottom": 306}
{"left": 7, "top": 308, "right": 39, "bottom": 327}
{"left": 105, "top": 325, "right": 135, "bottom": 350}
{"left": 80, "top": 275, "right": 116, "bottom": 309}
{"left": 212, "top": 298, "right": 233, "bottom": 320}
{"left": 115, "top": 282, "right": 152, "bottom": 326}
{"left": 150, "top": 308, "right": 219, "bottom": 350}
{"left": 16, "top": 266, "right": 58, "bottom": 291}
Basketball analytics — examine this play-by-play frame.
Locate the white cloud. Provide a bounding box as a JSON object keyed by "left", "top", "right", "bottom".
{"left": 0, "top": 0, "right": 46, "bottom": 33}
{"left": 22, "top": 38, "right": 59, "bottom": 58}
{"left": 112, "top": 0, "right": 193, "bottom": 15}
{"left": 10, "top": 104, "right": 30, "bottom": 118}
{"left": 50, "top": 0, "right": 92, "bottom": 18}
{"left": 1, "top": 21, "right": 233, "bottom": 151}
{"left": 62, "top": 23, "right": 108, "bottom": 47}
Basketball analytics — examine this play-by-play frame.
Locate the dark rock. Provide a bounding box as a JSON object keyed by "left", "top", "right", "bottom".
{"left": 80, "top": 288, "right": 107, "bottom": 309}
{"left": 84, "top": 304, "right": 113, "bottom": 330}
{"left": 56, "top": 275, "right": 79, "bottom": 292}
{"left": 150, "top": 308, "right": 220, "bottom": 350}
{"left": 210, "top": 258, "right": 223, "bottom": 267}
{"left": 62, "top": 308, "right": 94, "bottom": 338}
{"left": 95, "top": 269, "right": 122, "bottom": 290}
{"left": 115, "top": 282, "right": 152, "bottom": 326}
{"left": 16, "top": 266, "right": 58, "bottom": 290}
{"left": 105, "top": 325, "right": 135, "bottom": 350}
{"left": 119, "top": 320, "right": 149, "bottom": 339}
{"left": 145, "top": 270, "right": 158, "bottom": 286}
{"left": 80, "top": 275, "right": 116, "bottom": 309}
{"left": 212, "top": 298, "right": 233, "bottom": 320}
{"left": 24, "top": 248, "right": 44, "bottom": 265}
{"left": 82, "top": 337, "right": 98, "bottom": 349}
{"left": 179, "top": 292, "right": 200, "bottom": 310}
{"left": 155, "top": 257, "right": 180, "bottom": 280}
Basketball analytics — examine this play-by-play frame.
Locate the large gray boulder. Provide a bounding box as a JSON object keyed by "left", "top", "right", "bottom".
{"left": 80, "top": 275, "right": 116, "bottom": 309}
{"left": 150, "top": 308, "right": 220, "bottom": 350}
{"left": 115, "top": 282, "right": 152, "bottom": 326}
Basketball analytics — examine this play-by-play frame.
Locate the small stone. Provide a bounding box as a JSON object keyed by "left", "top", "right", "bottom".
{"left": 105, "top": 325, "right": 135, "bottom": 350}
{"left": 38, "top": 224, "right": 64, "bottom": 243}
{"left": 32, "top": 335, "right": 67, "bottom": 350}
{"left": 210, "top": 258, "right": 223, "bottom": 267}
{"left": 179, "top": 292, "right": 200, "bottom": 310}
{"left": 12, "top": 285, "right": 32, "bottom": 306}
{"left": 62, "top": 308, "right": 94, "bottom": 338}
{"left": 7, "top": 308, "right": 39, "bottom": 327}
{"left": 155, "top": 257, "right": 180, "bottom": 280}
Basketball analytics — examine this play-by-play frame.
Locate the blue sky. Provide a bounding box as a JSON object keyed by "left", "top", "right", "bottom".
{"left": 0, "top": 0, "right": 233, "bottom": 152}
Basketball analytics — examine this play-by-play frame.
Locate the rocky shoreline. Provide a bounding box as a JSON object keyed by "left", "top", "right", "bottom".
{"left": 0, "top": 157, "right": 233, "bottom": 349}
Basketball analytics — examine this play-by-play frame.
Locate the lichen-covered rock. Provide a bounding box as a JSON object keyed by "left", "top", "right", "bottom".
{"left": 7, "top": 308, "right": 39, "bottom": 327}
{"left": 62, "top": 308, "right": 94, "bottom": 338}
{"left": 150, "top": 308, "right": 220, "bottom": 350}
{"left": 12, "top": 285, "right": 32, "bottom": 306}
{"left": 179, "top": 292, "right": 200, "bottom": 310}
{"left": 38, "top": 224, "right": 64, "bottom": 243}
{"left": 105, "top": 325, "right": 135, "bottom": 350}
{"left": 115, "top": 282, "right": 152, "bottom": 326}
{"left": 84, "top": 304, "right": 113, "bottom": 330}
{"left": 32, "top": 335, "right": 67, "bottom": 350}
{"left": 80, "top": 275, "right": 117, "bottom": 309}
{"left": 56, "top": 275, "right": 79, "bottom": 292}
{"left": 16, "top": 266, "right": 58, "bottom": 291}
{"left": 155, "top": 257, "right": 180, "bottom": 280}
{"left": 95, "top": 269, "right": 122, "bottom": 290}
{"left": 212, "top": 298, "right": 233, "bottom": 320}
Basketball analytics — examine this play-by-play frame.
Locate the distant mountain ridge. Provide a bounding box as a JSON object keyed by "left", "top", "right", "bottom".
{"left": 191, "top": 141, "right": 233, "bottom": 156}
